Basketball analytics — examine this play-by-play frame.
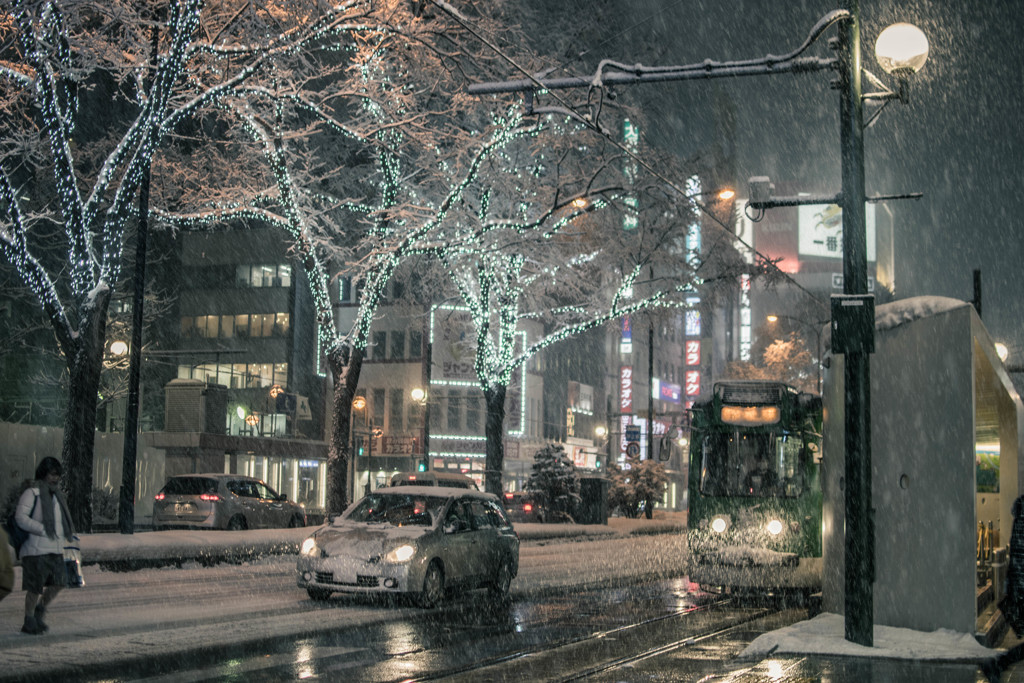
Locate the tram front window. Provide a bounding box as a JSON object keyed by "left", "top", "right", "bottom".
{"left": 699, "top": 431, "right": 804, "bottom": 498}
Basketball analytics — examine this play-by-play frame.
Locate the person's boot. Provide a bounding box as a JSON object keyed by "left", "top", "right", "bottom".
{"left": 21, "top": 615, "right": 44, "bottom": 635}
{"left": 34, "top": 605, "right": 49, "bottom": 632}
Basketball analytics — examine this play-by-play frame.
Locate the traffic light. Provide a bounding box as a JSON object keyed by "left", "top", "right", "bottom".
{"left": 417, "top": 459, "right": 427, "bottom": 472}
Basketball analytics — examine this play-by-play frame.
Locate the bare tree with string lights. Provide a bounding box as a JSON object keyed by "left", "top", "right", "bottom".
{"left": 0, "top": 0, "right": 506, "bottom": 527}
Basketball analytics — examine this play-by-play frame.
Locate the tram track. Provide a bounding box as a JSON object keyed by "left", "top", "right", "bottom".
{"left": 403, "top": 597, "right": 785, "bottom": 682}
{"left": 557, "top": 607, "right": 773, "bottom": 682}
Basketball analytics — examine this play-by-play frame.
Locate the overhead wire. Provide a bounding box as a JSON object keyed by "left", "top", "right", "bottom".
{"left": 430, "top": 0, "right": 829, "bottom": 313}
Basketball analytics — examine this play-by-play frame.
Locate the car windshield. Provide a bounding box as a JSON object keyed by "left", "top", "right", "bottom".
{"left": 345, "top": 493, "right": 448, "bottom": 527}
{"left": 161, "top": 477, "right": 217, "bottom": 496}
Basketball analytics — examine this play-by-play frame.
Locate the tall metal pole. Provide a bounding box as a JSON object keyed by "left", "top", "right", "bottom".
{"left": 118, "top": 18, "right": 161, "bottom": 535}
{"left": 118, "top": 164, "right": 149, "bottom": 535}
{"left": 423, "top": 340, "right": 432, "bottom": 470}
{"left": 647, "top": 321, "right": 654, "bottom": 461}
{"left": 839, "top": 0, "right": 873, "bottom": 647}
{"left": 815, "top": 325, "right": 823, "bottom": 395}
{"left": 365, "top": 429, "right": 373, "bottom": 495}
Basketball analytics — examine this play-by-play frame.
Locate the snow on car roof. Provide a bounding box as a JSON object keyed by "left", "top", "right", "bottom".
{"left": 370, "top": 485, "right": 497, "bottom": 500}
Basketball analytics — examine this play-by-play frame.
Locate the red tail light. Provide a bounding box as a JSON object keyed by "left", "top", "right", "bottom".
{"left": 504, "top": 493, "right": 513, "bottom": 500}
{"left": 523, "top": 504, "right": 532, "bottom": 512}
{"left": 199, "top": 493, "right": 220, "bottom": 502}
{"left": 154, "top": 493, "right": 165, "bottom": 501}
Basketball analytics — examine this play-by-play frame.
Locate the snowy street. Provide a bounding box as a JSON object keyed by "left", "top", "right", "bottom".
{"left": 0, "top": 523, "right": 690, "bottom": 681}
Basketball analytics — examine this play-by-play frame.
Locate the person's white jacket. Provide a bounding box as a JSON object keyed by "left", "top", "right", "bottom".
{"left": 15, "top": 487, "right": 66, "bottom": 557}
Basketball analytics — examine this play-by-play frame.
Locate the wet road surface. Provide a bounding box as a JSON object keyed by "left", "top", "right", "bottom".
{"left": 123, "top": 579, "right": 793, "bottom": 682}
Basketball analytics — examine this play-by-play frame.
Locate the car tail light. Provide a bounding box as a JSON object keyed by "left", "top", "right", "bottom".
{"left": 523, "top": 504, "right": 533, "bottom": 512}
{"left": 199, "top": 493, "right": 221, "bottom": 502}
{"left": 154, "top": 493, "right": 165, "bottom": 501}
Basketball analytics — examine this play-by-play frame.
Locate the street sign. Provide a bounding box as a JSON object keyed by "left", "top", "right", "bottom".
{"left": 625, "top": 425, "right": 641, "bottom": 442}
{"left": 625, "top": 441, "right": 641, "bottom": 457}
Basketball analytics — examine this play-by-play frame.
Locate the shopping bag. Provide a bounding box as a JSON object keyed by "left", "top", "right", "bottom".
{"left": 63, "top": 535, "right": 84, "bottom": 588}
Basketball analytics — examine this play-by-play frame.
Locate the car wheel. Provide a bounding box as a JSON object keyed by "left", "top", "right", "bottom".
{"left": 226, "top": 515, "right": 247, "bottom": 531}
{"left": 488, "top": 558, "right": 513, "bottom": 600}
{"left": 307, "top": 588, "right": 332, "bottom": 601}
{"left": 288, "top": 514, "right": 305, "bottom": 528}
{"left": 418, "top": 561, "right": 445, "bottom": 608}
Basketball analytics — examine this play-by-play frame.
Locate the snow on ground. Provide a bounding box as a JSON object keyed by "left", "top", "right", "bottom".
{"left": 741, "top": 612, "right": 999, "bottom": 663}
{"left": 52, "top": 513, "right": 684, "bottom": 565}
{"left": 1, "top": 514, "right": 1015, "bottom": 681}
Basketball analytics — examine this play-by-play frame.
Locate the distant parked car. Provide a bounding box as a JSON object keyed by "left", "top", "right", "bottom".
{"left": 153, "top": 474, "right": 306, "bottom": 531}
{"left": 297, "top": 486, "right": 519, "bottom": 606}
{"left": 389, "top": 471, "right": 479, "bottom": 490}
{"left": 502, "top": 491, "right": 545, "bottom": 523}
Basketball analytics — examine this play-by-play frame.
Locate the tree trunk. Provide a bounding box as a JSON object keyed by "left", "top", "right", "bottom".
{"left": 62, "top": 302, "right": 110, "bottom": 532}
{"left": 483, "top": 384, "right": 507, "bottom": 496}
{"left": 326, "top": 344, "right": 363, "bottom": 515}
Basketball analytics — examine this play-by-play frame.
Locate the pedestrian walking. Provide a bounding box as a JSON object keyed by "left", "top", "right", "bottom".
{"left": 0, "top": 525, "right": 13, "bottom": 602}
{"left": 15, "top": 456, "right": 75, "bottom": 635}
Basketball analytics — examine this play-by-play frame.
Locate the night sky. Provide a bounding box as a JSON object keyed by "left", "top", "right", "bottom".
{"left": 527, "top": 0, "right": 1024, "bottom": 368}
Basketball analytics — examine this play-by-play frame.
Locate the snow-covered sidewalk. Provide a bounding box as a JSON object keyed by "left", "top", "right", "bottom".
{"left": 0, "top": 517, "right": 689, "bottom": 682}
{"left": 741, "top": 612, "right": 1000, "bottom": 663}
{"left": 71, "top": 512, "right": 686, "bottom": 568}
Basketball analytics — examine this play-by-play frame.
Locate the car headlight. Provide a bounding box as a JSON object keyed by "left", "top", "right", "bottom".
{"left": 300, "top": 537, "right": 319, "bottom": 556}
{"left": 710, "top": 515, "right": 730, "bottom": 533}
{"left": 766, "top": 519, "right": 784, "bottom": 536}
{"left": 385, "top": 544, "right": 416, "bottom": 563}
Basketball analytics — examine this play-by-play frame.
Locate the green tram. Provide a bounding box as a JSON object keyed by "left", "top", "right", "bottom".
{"left": 687, "top": 380, "right": 823, "bottom": 596}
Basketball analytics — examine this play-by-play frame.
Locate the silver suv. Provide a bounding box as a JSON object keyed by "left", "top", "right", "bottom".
{"left": 153, "top": 474, "right": 306, "bottom": 531}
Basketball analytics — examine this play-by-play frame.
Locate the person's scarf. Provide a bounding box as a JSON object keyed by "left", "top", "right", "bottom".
{"left": 37, "top": 479, "right": 75, "bottom": 541}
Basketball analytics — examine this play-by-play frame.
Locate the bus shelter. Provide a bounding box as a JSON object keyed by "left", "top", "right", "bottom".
{"left": 822, "top": 296, "right": 1024, "bottom": 636}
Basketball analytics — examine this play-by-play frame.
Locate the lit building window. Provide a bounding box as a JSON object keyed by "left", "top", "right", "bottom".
{"left": 178, "top": 362, "right": 289, "bottom": 389}
{"left": 235, "top": 264, "right": 292, "bottom": 288}
{"left": 180, "top": 313, "right": 290, "bottom": 339}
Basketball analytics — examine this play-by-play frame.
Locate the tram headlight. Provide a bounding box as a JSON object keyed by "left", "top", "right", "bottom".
{"left": 710, "top": 515, "right": 730, "bottom": 533}
{"left": 766, "top": 519, "right": 784, "bottom": 536}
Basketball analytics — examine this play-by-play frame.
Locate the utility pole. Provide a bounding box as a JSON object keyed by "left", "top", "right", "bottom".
{"left": 836, "top": 2, "right": 873, "bottom": 644}
{"left": 647, "top": 321, "right": 654, "bottom": 461}
{"left": 422, "top": 340, "right": 432, "bottom": 471}
{"left": 118, "top": 166, "right": 148, "bottom": 535}
{"left": 119, "top": 18, "right": 162, "bottom": 535}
